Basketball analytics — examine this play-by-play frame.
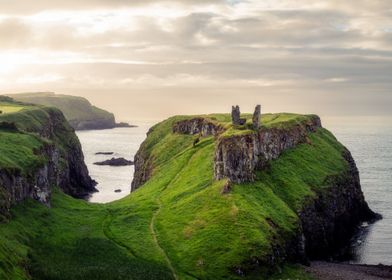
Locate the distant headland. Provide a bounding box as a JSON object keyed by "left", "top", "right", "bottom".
{"left": 6, "top": 92, "right": 136, "bottom": 130}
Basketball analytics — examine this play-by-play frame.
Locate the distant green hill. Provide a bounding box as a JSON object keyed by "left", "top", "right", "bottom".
{"left": 8, "top": 92, "right": 131, "bottom": 130}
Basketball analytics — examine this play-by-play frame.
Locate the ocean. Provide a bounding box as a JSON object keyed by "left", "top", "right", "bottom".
{"left": 77, "top": 119, "right": 392, "bottom": 265}
{"left": 329, "top": 122, "right": 392, "bottom": 265}
{"left": 77, "top": 125, "right": 150, "bottom": 203}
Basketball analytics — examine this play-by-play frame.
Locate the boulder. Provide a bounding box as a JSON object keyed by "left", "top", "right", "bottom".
{"left": 94, "top": 157, "right": 134, "bottom": 166}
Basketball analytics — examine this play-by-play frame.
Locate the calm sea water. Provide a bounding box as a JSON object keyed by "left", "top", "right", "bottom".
{"left": 77, "top": 119, "right": 392, "bottom": 265}
{"left": 77, "top": 125, "right": 150, "bottom": 203}
{"left": 328, "top": 122, "right": 392, "bottom": 265}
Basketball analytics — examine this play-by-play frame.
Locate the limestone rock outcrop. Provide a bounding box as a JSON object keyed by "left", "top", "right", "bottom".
{"left": 172, "top": 117, "right": 224, "bottom": 136}
{"left": 299, "top": 149, "right": 380, "bottom": 259}
{"left": 214, "top": 115, "right": 321, "bottom": 183}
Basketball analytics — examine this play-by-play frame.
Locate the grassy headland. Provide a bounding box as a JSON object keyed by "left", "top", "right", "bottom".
{"left": 8, "top": 92, "right": 126, "bottom": 130}
{"left": 0, "top": 111, "right": 349, "bottom": 279}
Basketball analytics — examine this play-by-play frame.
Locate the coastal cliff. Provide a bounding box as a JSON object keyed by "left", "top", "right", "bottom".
{"left": 299, "top": 148, "right": 378, "bottom": 259}
{"left": 131, "top": 113, "right": 378, "bottom": 277}
{"left": 0, "top": 109, "right": 379, "bottom": 279}
{"left": 9, "top": 92, "right": 133, "bottom": 130}
{"left": 0, "top": 101, "right": 96, "bottom": 220}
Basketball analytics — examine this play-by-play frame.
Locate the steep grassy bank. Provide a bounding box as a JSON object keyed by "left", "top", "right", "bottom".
{"left": 0, "top": 112, "right": 373, "bottom": 279}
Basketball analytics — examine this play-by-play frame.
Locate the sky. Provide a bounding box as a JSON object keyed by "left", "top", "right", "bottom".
{"left": 0, "top": 0, "right": 391, "bottom": 122}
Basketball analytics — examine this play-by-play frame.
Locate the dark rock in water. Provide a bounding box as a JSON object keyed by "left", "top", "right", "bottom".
{"left": 94, "top": 157, "right": 133, "bottom": 166}
{"left": 114, "top": 189, "right": 122, "bottom": 193}
{"left": 95, "top": 152, "right": 114, "bottom": 155}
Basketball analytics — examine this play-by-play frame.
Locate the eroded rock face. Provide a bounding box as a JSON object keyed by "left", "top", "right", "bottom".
{"left": 0, "top": 108, "right": 96, "bottom": 219}
{"left": 299, "top": 149, "right": 379, "bottom": 259}
{"left": 172, "top": 117, "right": 224, "bottom": 137}
{"left": 131, "top": 147, "right": 154, "bottom": 192}
{"left": 70, "top": 118, "right": 116, "bottom": 130}
{"left": 214, "top": 115, "right": 322, "bottom": 183}
{"left": 37, "top": 108, "right": 97, "bottom": 198}
{"left": 0, "top": 144, "right": 57, "bottom": 213}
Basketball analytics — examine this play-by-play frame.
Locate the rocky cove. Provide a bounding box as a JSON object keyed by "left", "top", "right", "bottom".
{"left": 0, "top": 104, "right": 386, "bottom": 279}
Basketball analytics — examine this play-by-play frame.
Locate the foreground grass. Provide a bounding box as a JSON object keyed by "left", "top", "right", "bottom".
{"left": 0, "top": 191, "right": 173, "bottom": 280}
{"left": 0, "top": 113, "right": 345, "bottom": 279}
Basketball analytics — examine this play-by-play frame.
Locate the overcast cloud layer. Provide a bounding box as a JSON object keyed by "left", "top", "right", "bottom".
{"left": 0, "top": 0, "right": 391, "bottom": 120}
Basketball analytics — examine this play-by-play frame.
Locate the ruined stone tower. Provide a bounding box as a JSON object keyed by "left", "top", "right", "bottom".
{"left": 231, "top": 105, "right": 260, "bottom": 127}
{"left": 231, "top": 105, "right": 241, "bottom": 125}
{"left": 252, "top": 105, "right": 261, "bottom": 130}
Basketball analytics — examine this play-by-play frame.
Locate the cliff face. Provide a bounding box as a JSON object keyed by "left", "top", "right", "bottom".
{"left": 131, "top": 147, "right": 154, "bottom": 192}
{"left": 299, "top": 149, "right": 378, "bottom": 259}
{"left": 25, "top": 108, "right": 96, "bottom": 198}
{"left": 214, "top": 116, "right": 321, "bottom": 183}
{"left": 0, "top": 107, "right": 96, "bottom": 220}
{"left": 0, "top": 144, "right": 58, "bottom": 218}
{"left": 68, "top": 116, "right": 116, "bottom": 130}
{"left": 172, "top": 117, "right": 224, "bottom": 137}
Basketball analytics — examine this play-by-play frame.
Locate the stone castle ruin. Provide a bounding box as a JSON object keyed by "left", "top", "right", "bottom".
{"left": 231, "top": 105, "right": 261, "bottom": 130}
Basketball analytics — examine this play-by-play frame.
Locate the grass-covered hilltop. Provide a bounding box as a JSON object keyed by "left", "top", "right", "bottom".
{"left": 8, "top": 92, "right": 132, "bottom": 130}
{"left": 0, "top": 102, "right": 377, "bottom": 279}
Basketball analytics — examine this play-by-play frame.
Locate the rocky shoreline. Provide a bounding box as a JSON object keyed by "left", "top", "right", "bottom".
{"left": 305, "top": 261, "right": 392, "bottom": 280}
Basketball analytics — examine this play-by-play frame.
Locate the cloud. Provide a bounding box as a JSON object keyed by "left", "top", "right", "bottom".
{"left": 0, "top": 0, "right": 391, "bottom": 118}
{"left": 0, "top": 0, "right": 223, "bottom": 14}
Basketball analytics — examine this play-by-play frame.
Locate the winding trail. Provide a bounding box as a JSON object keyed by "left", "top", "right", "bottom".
{"left": 101, "top": 141, "right": 209, "bottom": 280}
{"left": 150, "top": 198, "right": 178, "bottom": 280}
{"left": 102, "top": 209, "right": 137, "bottom": 258}
{"left": 148, "top": 144, "right": 208, "bottom": 280}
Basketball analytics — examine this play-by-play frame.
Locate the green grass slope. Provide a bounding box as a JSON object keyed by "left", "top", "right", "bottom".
{"left": 0, "top": 113, "right": 348, "bottom": 279}
{"left": 8, "top": 92, "right": 116, "bottom": 129}
{"left": 0, "top": 99, "right": 83, "bottom": 170}
{"left": 0, "top": 100, "right": 47, "bottom": 176}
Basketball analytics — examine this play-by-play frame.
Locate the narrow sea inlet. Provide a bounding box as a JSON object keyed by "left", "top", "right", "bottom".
{"left": 77, "top": 125, "right": 150, "bottom": 203}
